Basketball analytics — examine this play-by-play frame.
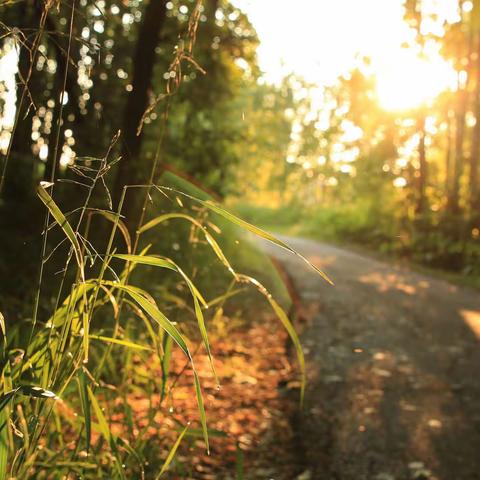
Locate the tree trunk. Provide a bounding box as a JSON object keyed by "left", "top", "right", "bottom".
{"left": 448, "top": 4, "right": 474, "bottom": 214}
{"left": 448, "top": 78, "right": 468, "bottom": 213}
{"left": 416, "top": 113, "right": 427, "bottom": 215}
{"left": 112, "top": 0, "right": 167, "bottom": 222}
{"left": 445, "top": 112, "right": 452, "bottom": 200}
{"left": 469, "top": 32, "right": 480, "bottom": 214}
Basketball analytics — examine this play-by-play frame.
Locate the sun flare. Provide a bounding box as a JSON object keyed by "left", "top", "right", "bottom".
{"left": 374, "top": 49, "right": 457, "bottom": 111}
{"left": 234, "top": 0, "right": 461, "bottom": 112}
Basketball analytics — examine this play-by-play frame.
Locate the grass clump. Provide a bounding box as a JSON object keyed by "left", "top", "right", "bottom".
{"left": 0, "top": 171, "right": 327, "bottom": 478}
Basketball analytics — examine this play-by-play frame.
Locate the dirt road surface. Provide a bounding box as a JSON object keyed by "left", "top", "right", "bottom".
{"left": 261, "top": 236, "right": 480, "bottom": 480}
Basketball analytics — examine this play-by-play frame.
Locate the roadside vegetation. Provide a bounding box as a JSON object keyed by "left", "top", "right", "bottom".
{"left": 0, "top": 1, "right": 324, "bottom": 477}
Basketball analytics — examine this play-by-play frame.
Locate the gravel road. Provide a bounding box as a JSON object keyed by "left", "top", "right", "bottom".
{"left": 261, "top": 236, "right": 480, "bottom": 480}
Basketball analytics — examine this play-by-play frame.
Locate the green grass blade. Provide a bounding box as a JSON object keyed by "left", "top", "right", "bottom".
{"left": 0, "top": 356, "right": 10, "bottom": 480}
{"left": 206, "top": 288, "right": 246, "bottom": 308}
{"left": 117, "top": 437, "right": 144, "bottom": 477}
{"left": 156, "top": 422, "right": 189, "bottom": 478}
{"left": 87, "top": 386, "right": 125, "bottom": 479}
{"left": 89, "top": 335, "right": 153, "bottom": 351}
{"left": 113, "top": 254, "right": 216, "bottom": 379}
{"left": 87, "top": 386, "right": 109, "bottom": 440}
{"left": 77, "top": 370, "right": 91, "bottom": 451}
{"left": 81, "top": 302, "right": 90, "bottom": 365}
{"left": 235, "top": 442, "right": 244, "bottom": 480}
{"left": 114, "top": 254, "right": 207, "bottom": 306}
{"left": 0, "top": 407, "right": 8, "bottom": 480}
{"left": 109, "top": 284, "right": 190, "bottom": 358}
{"left": 138, "top": 213, "right": 235, "bottom": 274}
{"left": 268, "top": 296, "right": 306, "bottom": 404}
{"left": 199, "top": 200, "right": 332, "bottom": 284}
{"left": 238, "top": 274, "right": 306, "bottom": 405}
{"left": 193, "top": 295, "right": 217, "bottom": 383}
{"left": 123, "top": 299, "right": 158, "bottom": 348}
{"left": 0, "top": 312, "right": 5, "bottom": 350}
{"left": 161, "top": 335, "right": 172, "bottom": 401}
{"left": 158, "top": 187, "right": 333, "bottom": 284}
{"left": 138, "top": 213, "right": 193, "bottom": 234}
{"left": 193, "top": 371, "right": 209, "bottom": 454}
{"left": 89, "top": 209, "right": 132, "bottom": 253}
{"left": 0, "top": 390, "right": 17, "bottom": 415}
{"left": 37, "top": 184, "right": 84, "bottom": 279}
{"left": 49, "top": 283, "right": 95, "bottom": 328}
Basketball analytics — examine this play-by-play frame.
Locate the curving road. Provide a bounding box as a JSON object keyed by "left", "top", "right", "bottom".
{"left": 261, "top": 236, "right": 480, "bottom": 480}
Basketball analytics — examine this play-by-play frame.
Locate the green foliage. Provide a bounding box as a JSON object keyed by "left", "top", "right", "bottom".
{"left": 0, "top": 1, "right": 319, "bottom": 477}
{"left": 0, "top": 180, "right": 317, "bottom": 478}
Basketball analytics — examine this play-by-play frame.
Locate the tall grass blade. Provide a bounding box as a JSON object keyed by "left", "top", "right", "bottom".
{"left": 193, "top": 371, "right": 209, "bottom": 454}
{"left": 238, "top": 274, "right": 306, "bottom": 405}
{"left": 159, "top": 188, "right": 333, "bottom": 284}
{"left": 77, "top": 370, "right": 91, "bottom": 451}
{"left": 89, "top": 335, "right": 153, "bottom": 351}
{"left": 114, "top": 254, "right": 207, "bottom": 306}
{"left": 235, "top": 442, "right": 244, "bottom": 480}
{"left": 113, "top": 254, "right": 216, "bottom": 378}
{"left": 0, "top": 346, "right": 9, "bottom": 480}
{"left": 87, "top": 386, "right": 125, "bottom": 479}
{"left": 138, "top": 213, "right": 235, "bottom": 275}
{"left": 0, "top": 312, "right": 5, "bottom": 350}
{"left": 108, "top": 284, "right": 190, "bottom": 358}
{"left": 192, "top": 295, "right": 217, "bottom": 383}
{"left": 161, "top": 335, "right": 172, "bottom": 401}
{"left": 37, "top": 184, "right": 84, "bottom": 278}
{"left": 155, "top": 422, "right": 189, "bottom": 478}
{"left": 0, "top": 408, "right": 8, "bottom": 480}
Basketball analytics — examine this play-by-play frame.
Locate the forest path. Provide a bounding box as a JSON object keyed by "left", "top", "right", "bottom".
{"left": 260, "top": 236, "right": 480, "bottom": 480}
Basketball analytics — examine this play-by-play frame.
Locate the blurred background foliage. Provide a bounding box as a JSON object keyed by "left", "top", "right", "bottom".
{"left": 230, "top": 1, "right": 480, "bottom": 281}
{"left": 2, "top": 0, "right": 480, "bottom": 311}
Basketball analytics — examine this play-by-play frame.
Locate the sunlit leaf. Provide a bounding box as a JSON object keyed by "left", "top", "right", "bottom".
{"left": 111, "top": 284, "right": 190, "bottom": 357}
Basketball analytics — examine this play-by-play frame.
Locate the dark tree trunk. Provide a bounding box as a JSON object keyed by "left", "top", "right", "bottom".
{"left": 416, "top": 113, "right": 427, "bottom": 215}
{"left": 448, "top": 7, "right": 474, "bottom": 214}
{"left": 448, "top": 84, "right": 468, "bottom": 213}
{"left": 445, "top": 112, "right": 452, "bottom": 199}
{"left": 112, "top": 0, "right": 167, "bottom": 223}
{"left": 469, "top": 33, "right": 480, "bottom": 214}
